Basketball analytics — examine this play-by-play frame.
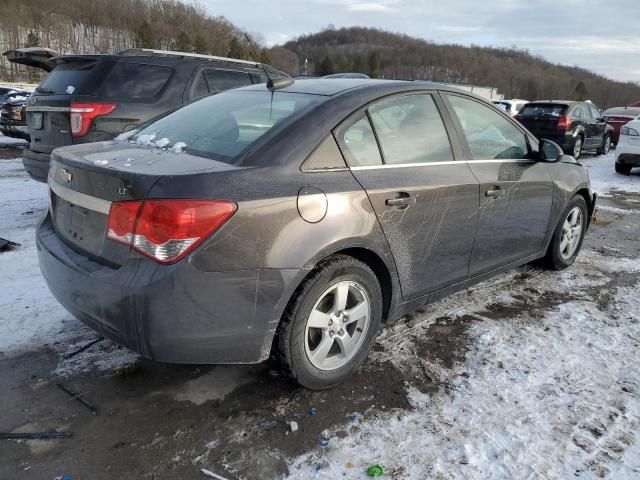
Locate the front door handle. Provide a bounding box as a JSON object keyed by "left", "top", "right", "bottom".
{"left": 385, "top": 192, "right": 415, "bottom": 209}
{"left": 485, "top": 187, "right": 504, "bottom": 198}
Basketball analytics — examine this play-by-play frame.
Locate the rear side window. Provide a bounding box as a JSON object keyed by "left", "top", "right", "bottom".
{"left": 369, "top": 94, "right": 453, "bottom": 165}
{"left": 447, "top": 95, "right": 529, "bottom": 160}
{"left": 338, "top": 113, "right": 383, "bottom": 167}
{"left": 204, "top": 69, "right": 252, "bottom": 94}
{"left": 38, "top": 62, "right": 98, "bottom": 95}
{"left": 518, "top": 104, "right": 567, "bottom": 117}
{"left": 98, "top": 63, "right": 172, "bottom": 99}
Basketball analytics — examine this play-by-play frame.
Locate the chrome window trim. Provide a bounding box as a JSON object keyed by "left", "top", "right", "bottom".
{"left": 49, "top": 180, "right": 112, "bottom": 214}
{"left": 350, "top": 159, "right": 535, "bottom": 170}
{"left": 26, "top": 106, "right": 70, "bottom": 112}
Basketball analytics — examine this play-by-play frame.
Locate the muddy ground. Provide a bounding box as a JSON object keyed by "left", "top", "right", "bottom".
{"left": 1, "top": 150, "right": 639, "bottom": 480}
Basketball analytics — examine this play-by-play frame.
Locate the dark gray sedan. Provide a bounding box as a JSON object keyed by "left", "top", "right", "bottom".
{"left": 37, "top": 79, "right": 596, "bottom": 389}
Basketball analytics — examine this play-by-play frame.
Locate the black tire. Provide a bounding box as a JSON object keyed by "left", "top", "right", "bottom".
{"left": 597, "top": 135, "right": 612, "bottom": 156}
{"left": 277, "top": 255, "right": 383, "bottom": 390}
{"left": 615, "top": 162, "right": 632, "bottom": 175}
{"left": 543, "top": 195, "right": 588, "bottom": 270}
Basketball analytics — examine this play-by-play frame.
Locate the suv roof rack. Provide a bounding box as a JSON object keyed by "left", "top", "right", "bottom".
{"left": 118, "top": 48, "right": 261, "bottom": 68}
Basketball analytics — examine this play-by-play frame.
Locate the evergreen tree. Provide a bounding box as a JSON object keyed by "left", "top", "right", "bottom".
{"left": 135, "top": 21, "right": 155, "bottom": 48}
{"left": 25, "top": 31, "right": 39, "bottom": 47}
{"left": 367, "top": 51, "right": 380, "bottom": 78}
{"left": 574, "top": 81, "right": 590, "bottom": 100}
{"left": 176, "top": 31, "right": 192, "bottom": 52}
{"left": 193, "top": 35, "right": 208, "bottom": 55}
{"left": 228, "top": 38, "right": 245, "bottom": 59}
{"left": 315, "top": 56, "right": 335, "bottom": 76}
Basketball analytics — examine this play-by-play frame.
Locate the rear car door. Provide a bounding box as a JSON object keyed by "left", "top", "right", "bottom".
{"left": 443, "top": 93, "right": 553, "bottom": 276}
{"left": 335, "top": 92, "right": 479, "bottom": 300}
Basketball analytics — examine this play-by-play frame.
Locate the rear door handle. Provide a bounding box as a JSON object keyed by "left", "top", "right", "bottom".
{"left": 485, "top": 187, "right": 504, "bottom": 198}
{"left": 385, "top": 193, "right": 415, "bottom": 208}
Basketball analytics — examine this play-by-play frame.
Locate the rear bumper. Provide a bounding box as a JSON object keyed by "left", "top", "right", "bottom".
{"left": 536, "top": 133, "right": 575, "bottom": 152}
{"left": 22, "top": 149, "right": 50, "bottom": 183}
{"left": 37, "top": 214, "right": 301, "bottom": 364}
{"left": 0, "top": 122, "right": 29, "bottom": 139}
{"left": 616, "top": 153, "right": 640, "bottom": 168}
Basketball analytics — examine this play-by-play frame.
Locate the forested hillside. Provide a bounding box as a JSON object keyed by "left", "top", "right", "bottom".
{"left": 283, "top": 27, "right": 640, "bottom": 108}
{"left": 0, "top": 0, "right": 269, "bottom": 83}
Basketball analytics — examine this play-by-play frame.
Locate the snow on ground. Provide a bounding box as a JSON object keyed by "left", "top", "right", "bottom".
{"left": 0, "top": 132, "right": 28, "bottom": 147}
{"left": 583, "top": 151, "right": 640, "bottom": 197}
{"left": 0, "top": 158, "right": 137, "bottom": 372}
{"left": 287, "top": 252, "right": 640, "bottom": 479}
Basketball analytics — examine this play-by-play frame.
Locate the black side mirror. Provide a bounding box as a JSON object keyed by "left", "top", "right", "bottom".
{"left": 539, "top": 138, "right": 563, "bottom": 162}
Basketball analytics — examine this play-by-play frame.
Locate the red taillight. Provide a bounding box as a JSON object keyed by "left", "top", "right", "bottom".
{"left": 106, "top": 199, "right": 237, "bottom": 264}
{"left": 557, "top": 115, "right": 571, "bottom": 131}
{"left": 70, "top": 102, "right": 117, "bottom": 137}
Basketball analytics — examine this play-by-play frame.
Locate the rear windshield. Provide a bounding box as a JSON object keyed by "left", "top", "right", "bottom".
{"left": 129, "top": 89, "right": 322, "bottom": 163}
{"left": 37, "top": 62, "right": 98, "bottom": 95}
{"left": 518, "top": 104, "right": 568, "bottom": 117}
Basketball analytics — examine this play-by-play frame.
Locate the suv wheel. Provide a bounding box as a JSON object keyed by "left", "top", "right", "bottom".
{"left": 277, "top": 255, "right": 382, "bottom": 390}
{"left": 615, "top": 162, "right": 632, "bottom": 175}
{"left": 597, "top": 135, "right": 611, "bottom": 156}
{"left": 572, "top": 136, "right": 583, "bottom": 159}
{"left": 544, "top": 195, "right": 588, "bottom": 270}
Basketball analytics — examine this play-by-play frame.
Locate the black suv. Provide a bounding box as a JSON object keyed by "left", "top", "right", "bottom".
{"left": 3, "top": 47, "right": 278, "bottom": 182}
{"left": 516, "top": 100, "right": 613, "bottom": 158}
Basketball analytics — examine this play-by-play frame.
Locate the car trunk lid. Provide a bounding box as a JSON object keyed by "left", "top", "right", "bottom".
{"left": 49, "top": 142, "right": 238, "bottom": 265}
{"left": 3, "top": 47, "right": 59, "bottom": 72}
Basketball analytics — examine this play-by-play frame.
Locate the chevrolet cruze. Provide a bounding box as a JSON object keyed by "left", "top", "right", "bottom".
{"left": 37, "top": 79, "right": 596, "bottom": 389}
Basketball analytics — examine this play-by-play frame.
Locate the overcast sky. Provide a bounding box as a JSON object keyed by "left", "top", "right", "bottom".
{"left": 200, "top": 0, "right": 640, "bottom": 83}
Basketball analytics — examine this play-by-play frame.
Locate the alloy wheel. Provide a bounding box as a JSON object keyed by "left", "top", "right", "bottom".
{"left": 304, "top": 281, "right": 371, "bottom": 371}
{"left": 560, "top": 206, "right": 583, "bottom": 260}
{"left": 603, "top": 136, "right": 611, "bottom": 154}
{"left": 573, "top": 137, "right": 582, "bottom": 158}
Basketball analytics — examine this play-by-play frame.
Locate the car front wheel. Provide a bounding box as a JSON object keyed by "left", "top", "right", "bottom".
{"left": 277, "top": 255, "right": 382, "bottom": 390}
{"left": 544, "top": 195, "right": 588, "bottom": 270}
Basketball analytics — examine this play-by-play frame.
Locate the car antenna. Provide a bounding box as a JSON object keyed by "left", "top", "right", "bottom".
{"left": 243, "top": 33, "right": 293, "bottom": 91}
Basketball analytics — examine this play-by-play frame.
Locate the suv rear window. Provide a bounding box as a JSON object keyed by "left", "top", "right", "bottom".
{"left": 37, "top": 62, "right": 98, "bottom": 95}
{"left": 518, "top": 104, "right": 567, "bottom": 117}
{"left": 98, "top": 62, "right": 173, "bottom": 99}
{"left": 130, "top": 90, "right": 322, "bottom": 163}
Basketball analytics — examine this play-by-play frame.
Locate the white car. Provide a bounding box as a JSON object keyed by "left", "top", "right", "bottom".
{"left": 493, "top": 99, "right": 529, "bottom": 116}
{"left": 615, "top": 116, "right": 640, "bottom": 174}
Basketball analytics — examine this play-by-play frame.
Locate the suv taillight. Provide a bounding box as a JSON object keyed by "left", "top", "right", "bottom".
{"left": 106, "top": 199, "right": 237, "bottom": 264}
{"left": 70, "top": 102, "right": 117, "bottom": 137}
{"left": 557, "top": 115, "right": 571, "bottom": 131}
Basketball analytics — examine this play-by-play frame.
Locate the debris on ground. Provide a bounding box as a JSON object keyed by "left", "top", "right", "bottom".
{"left": 367, "top": 464, "right": 384, "bottom": 477}
{"left": 200, "top": 468, "right": 229, "bottom": 480}
{"left": 62, "top": 336, "right": 105, "bottom": 359}
{"left": 0, "top": 237, "right": 20, "bottom": 251}
{"left": 258, "top": 420, "right": 278, "bottom": 431}
{"left": 56, "top": 382, "right": 99, "bottom": 415}
{"left": 290, "top": 421, "right": 299, "bottom": 433}
{"left": 0, "top": 431, "right": 73, "bottom": 440}
{"left": 307, "top": 407, "right": 317, "bottom": 416}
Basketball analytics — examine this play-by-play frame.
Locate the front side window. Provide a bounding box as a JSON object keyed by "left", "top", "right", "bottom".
{"left": 368, "top": 94, "right": 453, "bottom": 165}
{"left": 589, "top": 105, "right": 601, "bottom": 120}
{"left": 338, "top": 112, "right": 383, "bottom": 167}
{"left": 446, "top": 95, "right": 529, "bottom": 160}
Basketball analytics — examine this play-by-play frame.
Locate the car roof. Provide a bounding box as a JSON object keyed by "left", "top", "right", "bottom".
{"left": 526, "top": 100, "right": 576, "bottom": 106}
{"left": 241, "top": 78, "right": 450, "bottom": 97}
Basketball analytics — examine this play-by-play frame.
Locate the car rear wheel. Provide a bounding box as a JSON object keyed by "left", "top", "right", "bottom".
{"left": 597, "top": 135, "right": 611, "bottom": 155}
{"left": 277, "top": 255, "right": 382, "bottom": 390}
{"left": 543, "top": 195, "right": 588, "bottom": 270}
{"left": 572, "top": 136, "right": 583, "bottom": 159}
{"left": 615, "top": 162, "right": 632, "bottom": 175}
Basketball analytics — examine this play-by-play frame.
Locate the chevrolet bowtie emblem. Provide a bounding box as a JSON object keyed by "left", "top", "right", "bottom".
{"left": 59, "top": 168, "right": 72, "bottom": 183}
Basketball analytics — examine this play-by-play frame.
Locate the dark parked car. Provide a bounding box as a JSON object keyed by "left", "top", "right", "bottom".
{"left": 3, "top": 47, "right": 283, "bottom": 182}
{"left": 603, "top": 106, "right": 640, "bottom": 145}
{"left": 0, "top": 91, "right": 30, "bottom": 140}
{"left": 38, "top": 80, "right": 595, "bottom": 389}
{"left": 516, "top": 100, "right": 613, "bottom": 158}
{"left": 0, "top": 85, "right": 29, "bottom": 103}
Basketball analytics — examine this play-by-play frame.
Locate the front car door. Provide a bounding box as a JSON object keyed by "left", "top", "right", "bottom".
{"left": 442, "top": 93, "right": 553, "bottom": 276}
{"left": 335, "top": 92, "right": 480, "bottom": 300}
{"left": 588, "top": 104, "right": 606, "bottom": 146}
